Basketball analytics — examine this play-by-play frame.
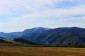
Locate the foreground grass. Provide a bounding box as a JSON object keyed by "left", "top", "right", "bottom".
{"left": 0, "top": 46, "right": 85, "bottom": 56}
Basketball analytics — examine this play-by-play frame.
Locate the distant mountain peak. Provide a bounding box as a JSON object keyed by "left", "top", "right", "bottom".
{"left": 31, "top": 27, "right": 50, "bottom": 30}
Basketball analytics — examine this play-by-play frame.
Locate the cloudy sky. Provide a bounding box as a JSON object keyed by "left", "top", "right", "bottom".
{"left": 0, "top": 0, "right": 85, "bottom": 32}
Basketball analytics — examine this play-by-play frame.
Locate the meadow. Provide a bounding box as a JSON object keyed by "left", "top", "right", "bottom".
{"left": 0, "top": 46, "right": 85, "bottom": 56}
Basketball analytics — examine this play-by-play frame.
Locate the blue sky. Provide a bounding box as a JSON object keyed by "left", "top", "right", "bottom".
{"left": 0, "top": 0, "right": 85, "bottom": 32}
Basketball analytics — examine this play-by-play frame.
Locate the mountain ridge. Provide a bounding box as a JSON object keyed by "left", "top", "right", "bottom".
{"left": 0, "top": 27, "right": 50, "bottom": 38}
{"left": 0, "top": 27, "right": 85, "bottom": 47}
{"left": 14, "top": 27, "right": 85, "bottom": 47}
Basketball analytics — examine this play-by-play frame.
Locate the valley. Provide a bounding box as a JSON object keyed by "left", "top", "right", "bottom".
{"left": 0, "top": 27, "right": 85, "bottom": 56}
{"left": 0, "top": 0, "right": 84, "bottom": 56}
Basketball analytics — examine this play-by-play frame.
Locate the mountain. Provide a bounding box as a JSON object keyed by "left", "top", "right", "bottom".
{"left": 9, "top": 32, "right": 22, "bottom": 37}
{"left": 22, "top": 27, "right": 50, "bottom": 36}
{"left": 0, "top": 27, "right": 50, "bottom": 38}
{"left": 1, "top": 27, "right": 85, "bottom": 47}
{"left": 0, "top": 32, "right": 17, "bottom": 38}
{"left": 0, "top": 27, "right": 50, "bottom": 46}
{"left": 14, "top": 27, "right": 85, "bottom": 47}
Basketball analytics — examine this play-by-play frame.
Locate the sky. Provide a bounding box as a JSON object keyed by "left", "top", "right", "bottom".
{"left": 0, "top": 0, "right": 85, "bottom": 32}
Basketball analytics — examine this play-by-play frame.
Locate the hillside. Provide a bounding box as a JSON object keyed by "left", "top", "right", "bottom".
{"left": 0, "top": 27, "right": 85, "bottom": 47}
{"left": 0, "top": 27, "right": 49, "bottom": 38}
{"left": 15, "top": 27, "right": 85, "bottom": 47}
{"left": 0, "top": 37, "right": 31, "bottom": 46}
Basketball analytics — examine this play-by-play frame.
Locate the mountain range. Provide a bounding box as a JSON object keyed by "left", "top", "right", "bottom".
{"left": 0, "top": 27, "right": 49, "bottom": 38}
{"left": 0, "top": 27, "right": 85, "bottom": 47}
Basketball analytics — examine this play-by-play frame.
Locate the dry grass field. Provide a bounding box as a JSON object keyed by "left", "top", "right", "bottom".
{"left": 0, "top": 46, "right": 85, "bottom": 56}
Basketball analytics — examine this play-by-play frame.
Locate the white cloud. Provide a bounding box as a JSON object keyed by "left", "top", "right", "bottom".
{"left": 0, "top": 0, "right": 85, "bottom": 32}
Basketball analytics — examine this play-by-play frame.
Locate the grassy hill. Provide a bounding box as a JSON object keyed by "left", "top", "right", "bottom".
{"left": 0, "top": 38, "right": 31, "bottom": 46}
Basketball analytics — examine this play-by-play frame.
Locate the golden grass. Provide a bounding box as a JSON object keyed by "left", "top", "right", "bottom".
{"left": 0, "top": 46, "right": 85, "bottom": 56}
